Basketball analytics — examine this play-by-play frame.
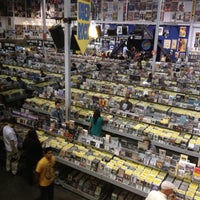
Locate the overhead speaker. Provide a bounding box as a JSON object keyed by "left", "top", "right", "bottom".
{"left": 70, "top": 26, "right": 80, "bottom": 54}
{"left": 132, "top": 30, "right": 144, "bottom": 40}
{"left": 122, "top": 26, "right": 128, "bottom": 35}
{"left": 107, "top": 28, "right": 117, "bottom": 36}
{"left": 49, "top": 24, "right": 64, "bottom": 50}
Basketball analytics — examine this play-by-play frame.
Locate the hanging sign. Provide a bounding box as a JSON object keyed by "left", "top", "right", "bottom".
{"left": 75, "top": 0, "right": 91, "bottom": 54}
{"left": 44, "top": 40, "right": 55, "bottom": 48}
{"left": 4, "top": 42, "right": 15, "bottom": 51}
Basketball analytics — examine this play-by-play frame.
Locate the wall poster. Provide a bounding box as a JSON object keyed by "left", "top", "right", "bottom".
{"left": 179, "top": 26, "right": 186, "bottom": 37}
{"left": 178, "top": 38, "right": 187, "bottom": 52}
{"left": 171, "top": 39, "right": 177, "bottom": 49}
{"left": 163, "top": 39, "right": 171, "bottom": 49}
{"left": 194, "top": 32, "right": 200, "bottom": 49}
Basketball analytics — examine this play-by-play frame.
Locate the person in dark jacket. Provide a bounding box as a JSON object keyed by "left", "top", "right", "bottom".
{"left": 16, "top": 76, "right": 27, "bottom": 89}
{"left": 120, "top": 95, "right": 133, "bottom": 111}
{"left": 23, "top": 129, "right": 43, "bottom": 185}
{"left": 147, "top": 73, "right": 153, "bottom": 83}
{"left": 50, "top": 100, "right": 65, "bottom": 128}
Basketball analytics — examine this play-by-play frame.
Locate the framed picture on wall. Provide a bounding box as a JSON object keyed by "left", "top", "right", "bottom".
{"left": 117, "top": 26, "right": 122, "bottom": 35}
{"left": 128, "top": 11, "right": 134, "bottom": 20}
{"left": 158, "top": 27, "right": 163, "bottom": 36}
{"left": 171, "top": 39, "right": 177, "bottom": 49}
{"left": 163, "top": 39, "right": 171, "bottom": 49}
{"left": 184, "top": 12, "right": 191, "bottom": 22}
{"left": 175, "top": 51, "right": 179, "bottom": 58}
{"left": 194, "top": 32, "right": 200, "bottom": 49}
{"left": 178, "top": 38, "right": 187, "bottom": 52}
{"left": 179, "top": 52, "right": 186, "bottom": 59}
{"left": 179, "top": 27, "right": 186, "bottom": 37}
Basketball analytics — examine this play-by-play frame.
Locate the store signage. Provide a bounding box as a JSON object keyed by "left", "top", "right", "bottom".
{"left": 27, "top": 39, "right": 38, "bottom": 46}
{"left": 133, "top": 30, "right": 144, "bottom": 40}
{"left": 142, "top": 40, "right": 152, "bottom": 50}
{"left": 44, "top": 40, "right": 55, "bottom": 48}
{"left": 26, "top": 39, "right": 44, "bottom": 47}
{"left": 75, "top": 0, "right": 91, "bottom": 54}
{"left": 37, "top": 39, "right": 43, "bottom": 47}
{"left": 4, "top": 42, "right": 15, "bottom": 51}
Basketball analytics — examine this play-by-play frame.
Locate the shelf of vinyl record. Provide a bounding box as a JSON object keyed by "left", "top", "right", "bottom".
{"left": 17, "top": 102, "right": 200, "bottom": 165}
{"left": 2, "top": 51, "right": 200, "bottom": 97}
{"left": 1, "top": 59, "right": 98, "bottom": 84}
{"left": 13, "top": 98, "right": 200, "bottom": 199}
{"left": 15, "top": 58, "right": 200, "bottom": 99}
{"left": 16, "top": 95, "right": 199, "bottom": 173}
{"left": 0, "top": 88, "right": 27, "bottom": 103}
{"left": 35, "top": 129, "right": 200, "bottom": 200}
{"left": 21, "top": 85, "right": 200, "bottom": 155}
{"left": 55, "top": 173, "right": 110, "bottom": 200}
{"left": 17, "top": 101, "right": 199, "bottom": 178}
{"left": 2, "top": 64, "right": 63, "bottom": 80}
{"left": 188, "top": 51, "right": 200, "bottom": 62}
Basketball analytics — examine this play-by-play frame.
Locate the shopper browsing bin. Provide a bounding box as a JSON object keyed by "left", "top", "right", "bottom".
{"left": 88, "top": 109, "right": 108, "bottom": 137}
{"left": 146, "top": 72, "right": 153, "bottom": 83}
{"left": 16, "top": 76, "right": 27, "bottom": 90}
{"left": 145, "top": 180, "right": 176, "bottom": 200}
{"left": 120, "top": 95, "right": 133, "bottom": 111}
{"left": 51, "top": 100, "right": 65, "bottom": 127}
{"left": 22, "top": 129, "right": 43, "bottom": 185}
{"left": 35, "top": 147, "right": 56, "bottom": 200}
{"left": 2, "top": 117, "right": 19, "bottom": 175}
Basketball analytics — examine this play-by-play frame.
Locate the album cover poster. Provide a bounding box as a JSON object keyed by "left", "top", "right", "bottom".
{"left": 184, "top": 12, "right": 191, "bottom": 22}
{"left": 134, "top": 11, "right": 140, "bottom": 20}
{"left": 128, "top": 3, "right": 135, "bottom": 11}
{"left": 145, "top": 12, "right": 152, "bottom": 21}
{"left": 128, "top": 11, "right": 134, "bottom": 21}
{"left": 177, "top": 38, "right": 187, "bottom": 52}
{"left": 171, "top": 39, "right": 177, "bottom": 50}
{"left": 163, "top": 39, "right": 171, "bottom": 49}
{"left": 146, "top": 3, "right": 152, "bottom": 10}
{"left": 179, "top": 27, "right": 186, "bottom": 37}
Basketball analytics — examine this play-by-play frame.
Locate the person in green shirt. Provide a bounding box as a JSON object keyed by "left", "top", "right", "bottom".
{"left": 89, "top": 109, "right": 107, "bottom": 137}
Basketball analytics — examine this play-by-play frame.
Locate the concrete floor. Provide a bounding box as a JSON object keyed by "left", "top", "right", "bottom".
{"left": 0, "top": 142, "right": 144, "bottom": 200}
{"left": 0, "top": 161, "right": 87, "bottom": 200}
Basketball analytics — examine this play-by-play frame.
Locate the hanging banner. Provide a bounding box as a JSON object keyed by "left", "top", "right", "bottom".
{"left": 75, "top": 0, "right": 91, "bottom": 54}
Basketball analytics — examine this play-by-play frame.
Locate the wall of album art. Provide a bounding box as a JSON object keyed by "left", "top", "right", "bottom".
{"left": 157, "top": 25, "right": 190, "bottom": 61}
{"left": 99, "top": 23, "right": 190, "bottom": 61}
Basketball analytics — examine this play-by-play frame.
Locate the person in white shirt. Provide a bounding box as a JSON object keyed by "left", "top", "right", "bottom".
{"left": 122, "top": 44, "right": 129, "bottom": 58}
{"left": 145, "top": 180, "right": 176, "bottom": 200}
{"left": 3, "top": 117, "right": 19, "bottom": 175}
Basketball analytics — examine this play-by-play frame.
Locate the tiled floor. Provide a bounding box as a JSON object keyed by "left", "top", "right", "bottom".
{"left": 0, "top": 161, "right": 87, "bottom": 200}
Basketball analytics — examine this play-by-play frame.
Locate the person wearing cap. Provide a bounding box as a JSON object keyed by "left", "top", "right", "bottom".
{"left": 145, "top": 180, "right": 176, "bottom": 200}
{"left": 35, "top": 147, "right": 56, "bottom": 200}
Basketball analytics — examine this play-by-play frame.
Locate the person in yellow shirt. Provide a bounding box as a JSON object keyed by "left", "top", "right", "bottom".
{"left": 35, "top": 147, "right": 55, "bottom": 200}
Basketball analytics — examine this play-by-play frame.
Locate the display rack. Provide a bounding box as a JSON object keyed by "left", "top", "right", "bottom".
{"left": 3, "top": 51, "right": 200, "bottom": 199}
{"left": 56, "top": 157, "right": 147, "bottom": 198}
